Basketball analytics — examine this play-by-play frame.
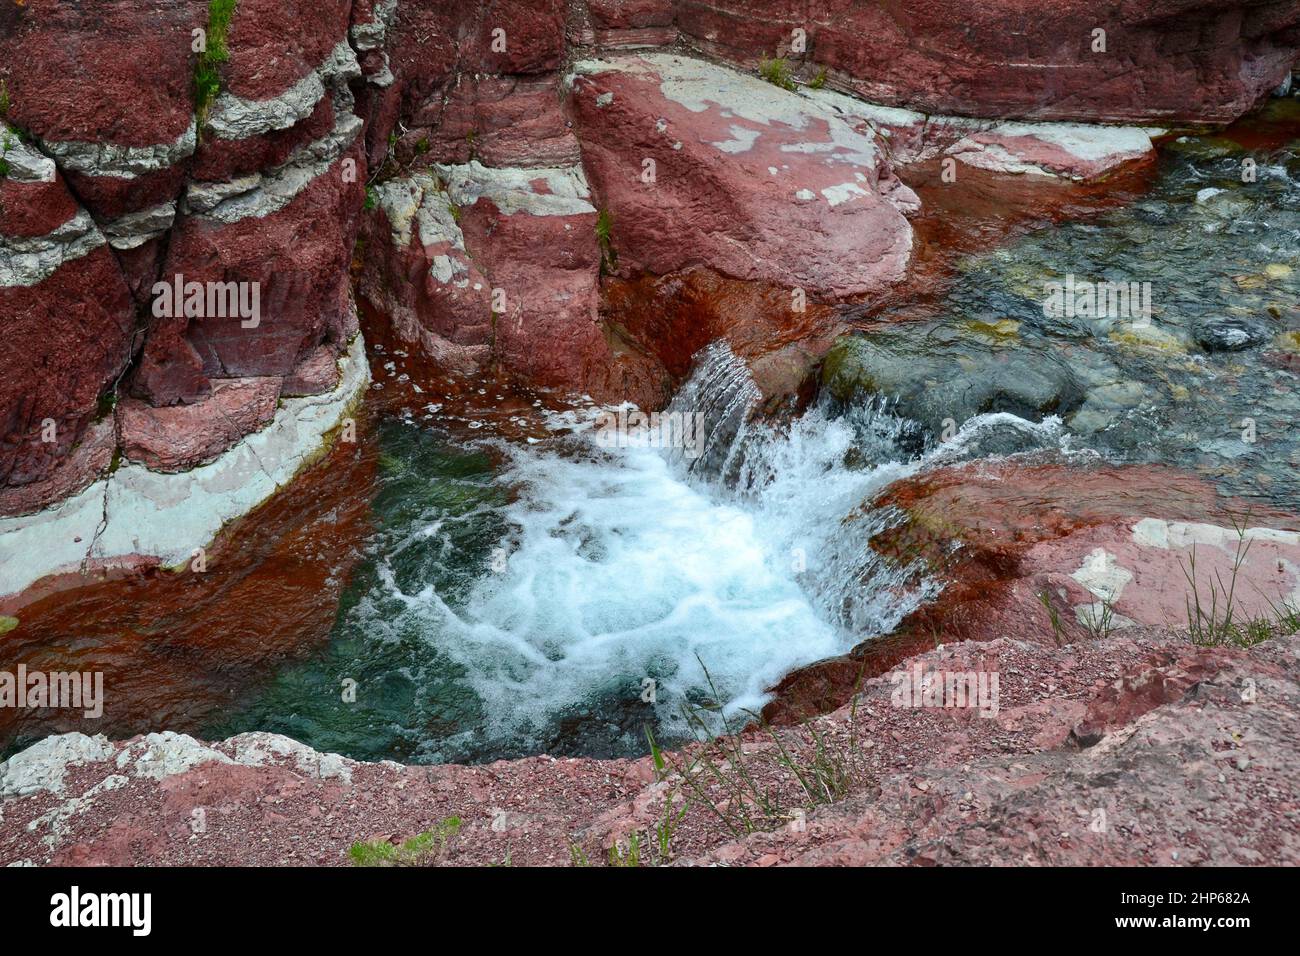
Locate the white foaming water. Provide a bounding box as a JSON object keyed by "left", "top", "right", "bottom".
{"left": 366, "top": 344, "right": 1070, "bottom": 756}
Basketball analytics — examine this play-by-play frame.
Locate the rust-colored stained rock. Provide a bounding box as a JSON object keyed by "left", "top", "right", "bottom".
{"left": 675, "top": 0, "right": 1300, "bottom": 125}
{"left": 117, "top": 378, "right": 283, "bottom": 472}
{"left": 600, "top": 268, "right": 841, "bottom": 407}
{"left": 570, "top": 54, "right": 916, "bottom": 301}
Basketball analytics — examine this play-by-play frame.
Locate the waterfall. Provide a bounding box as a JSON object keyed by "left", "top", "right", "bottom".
{"left": 337, "top": 341, "right": 1081, "bottom": 761}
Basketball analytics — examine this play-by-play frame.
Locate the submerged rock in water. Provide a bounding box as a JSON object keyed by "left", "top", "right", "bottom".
{"left": 1194, "top": 317, "right": 1273, "bottom": 352}
{"left": 821, "top": 329, "right": 1085, "bottom": 440}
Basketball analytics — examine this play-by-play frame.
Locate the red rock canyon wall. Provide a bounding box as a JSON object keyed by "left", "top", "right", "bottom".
{"left": 1, "top": 0, "right": 1298, "bottom": 531}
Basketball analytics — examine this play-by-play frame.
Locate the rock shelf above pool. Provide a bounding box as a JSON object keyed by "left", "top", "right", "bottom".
{"left": 0, "top": 334, "right": 369, "bottom": 601}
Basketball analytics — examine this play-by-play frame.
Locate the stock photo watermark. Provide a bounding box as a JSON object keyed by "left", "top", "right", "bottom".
{"left": 593, "top": 408, "right": 708, "bottom": 458}
{"left": 151, "top": 274, "right": 261, "bottom": 328}
{"left": 0, "top": 666, "right": 104, "bottom": 719}
{"left": 891, "top": 663, "right": 1000, "bottom": 718}
{"left": 1043, "top": 274, "right": 1153, "bottom": 325}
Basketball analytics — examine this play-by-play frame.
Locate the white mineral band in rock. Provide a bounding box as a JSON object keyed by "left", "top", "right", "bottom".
{"left": 0, "top": 332, "right": 370, "bottom": 600}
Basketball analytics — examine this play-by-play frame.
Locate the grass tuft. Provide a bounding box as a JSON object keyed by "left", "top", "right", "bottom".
{"left": 568, "top": 841, "right": 591, "bottom": 867}
{"left": 1038, "top": 589, "right": 1066, "bottom": 644}
{"left": 655, "top": 655, "right": 870, "bottom": 839}
{"left": 194, "top": 0, "right": 238, "bottom": 127}
{"left": 759, "top": 57, "right": 797, "bottom": 92}
{"left": 348, "top": 816, "right": 462, "bottom": 866}
{"left": 1078, "top": 597, "right": 1118, "bottom": 641}
{"left": 607, "top": 833, "right": 642, "bottom": 867}
{"left": 1182, "top": 511, "right": 1297, "bottom": 648}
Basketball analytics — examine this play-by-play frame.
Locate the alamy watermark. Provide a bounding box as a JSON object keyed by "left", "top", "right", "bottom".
{"left": 891, "top": 663, "right": 1000, "bottom": 718}
{"left": 0, "top": 665, "right": 103, "bottom": 719}
{"left": 1043, "top": 274, "right": 1153, "bottom": 326}
{"left": 50, "top": 887, "right": 150, "bottom": 936}
{"left": 151, "top": 274, "right": 261, "bottom": 328}
{"left": 593, "top": 408, "right": 707, "bottom": 459}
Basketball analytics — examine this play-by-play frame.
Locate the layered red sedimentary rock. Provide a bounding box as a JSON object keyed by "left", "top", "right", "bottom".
{"left": 358, "top": 173, "right": 497, "bottom": 373}
{"left": 569, "top": 53, "right": 918, "bottom": 300}
{"left": 673, "top": 0, "right": 1300, "bottom": 124}
{"left": 0, "top": 132, "right": 135, "bottom": 511}
{"left": 1, "top": 0, "right": 373, "bottom": 498}
{"left": 3, "top": 0, "right": 1299, "bottom": 524}
{"left": 360, "top": 162, "right": 668, "bottom": 404}
{"left": 116, "top": 379, "right": 282, "bottom": 473}
{"left": 413, "top": 75, "right": 582, "bottom": 168}
{"left": 586, "top": 0, "right": 678, "bottom": 48}
{"left": 366, "top": 0, "right": 570, "bottom": 167}
{"left": 450, "top": 165, "right": 619, "bottom": 394}
{"left": 138, "top": 132, "right": 366, "bottom": 398}
{"left": 0, "top": 0, "right": 202, "bottom": 224}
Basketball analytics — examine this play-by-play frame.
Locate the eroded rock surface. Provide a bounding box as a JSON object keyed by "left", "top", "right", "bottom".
{"left": 570, "top": 53, "right": 918, "bottom": 300}
{"left": 673, "top": 0, "right": 1300, "bottom": 125}
{"left": 2, "top": 630, "right": 1295, "bottom": 866}
{"left": 0, "top": 0, "right": 379, "bottom": 593}
{"left": 765, "top": 462, "right": 1300, "bottom": 724}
